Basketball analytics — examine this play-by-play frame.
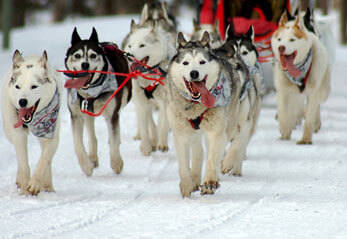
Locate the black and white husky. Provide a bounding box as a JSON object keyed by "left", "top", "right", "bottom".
{"left": 167, "top": 32, "right": 242, "bottom": 197}
{"left": 214, "top": 25, "right": 262, "bottom": 176}
{"left": 1, "top": 50, "right": 62, "bottom": 195}
{"left": 65, "top": 28, "right": 131, "bottom": 176}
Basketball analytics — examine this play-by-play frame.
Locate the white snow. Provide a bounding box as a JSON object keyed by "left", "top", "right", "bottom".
{"left": 0, "top": 13, "right": 347, "bottom": 239}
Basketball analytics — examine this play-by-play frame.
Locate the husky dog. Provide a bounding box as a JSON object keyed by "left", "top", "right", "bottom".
{"left": 271, "top": 12, "right": 330, "bottom": 144}
{"left": 214, "top": 25, "right": 262, "bottom": 176}
{"left": 191, "top": 19, "right": 222, "bottom": 48}
{"left": 1, "top": 50, "right": 62, "bottom": 195}
{"left": 122, "top": 19, "right": 174, "bottom": 156}
{"left": 65, "top": 28, "right": 131, "bottom": 176}
{"left": 167, "top": 32, "right": 241, "bottom": 197}
{"left": 138, "top": 1, "right": 177, "bottom": 46}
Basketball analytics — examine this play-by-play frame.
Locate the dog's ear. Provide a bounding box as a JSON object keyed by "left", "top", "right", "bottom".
{"left": 177, "top": 32, "right": 187, "bottom": 48}
{"left": 161, "top": 2, "right": 170, "bottom": 23}
{"left": 285, "top": 8, "right": 295, "bottom": 21}
{"left": 89, "top": 27, "right": 99, "bottom": 43}
{"left": 71, "top": 27, "right": 81, "bottom": 45}
{"left": 225, "top": 24, "right": 234, "bottom": 41}
{"left": 294, "top": 12, "right": 304, "bottom": 29}
{"left": 12, "top": 50, "right": 24, "bottom": 69}
{"left": 200, "top": 31, "right": 210, "bottom": 47}
{"left": 39, "top": 50, "right": 48, "bottom": 68}
{"left": 193, "top": 19, "right": 200, "bottom": 31}
{"left": 246, "top": 25, "right": 255, "bottom": 43}
{"left": 213, "top": 19, "right": 219, "bottom": 31}
{"left": 279, "top": 11, "right": 288, "bottom": 26}
{"left": 304, "top": 8, "right": 312, "bottom": 24}
{"left": 130, "top": 19, "right": 137, "bottom": 32}
{"left": 140, "top": 3, "right": 149, "bottom": 25}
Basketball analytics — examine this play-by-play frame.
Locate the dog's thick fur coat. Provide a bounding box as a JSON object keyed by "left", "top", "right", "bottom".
{"left": 167, "top": 32, "right": 241, "bottom": 197}
{"left": 65, "top": 28, "right": 131, "bottom": 176}
{"left": 1, "top": 50, "right": 62, "bottom": 195}
{"left": 271, "top": 12, "right": 330, "bottom": 144}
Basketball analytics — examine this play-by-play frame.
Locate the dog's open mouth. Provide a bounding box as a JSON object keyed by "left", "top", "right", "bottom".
{"left": 64, "top": 68, "right": 96, "bottom": 89}
{"left": 279, "top": 51, "right": 301, "bottom": 78}
{"left": 14, "top": 100, "right": 40, "bottom": 128}
{"left": 184, "top": 75, "right": 215, "bottom": 108}
{"left": 130, "top": 56, "right": 150, "bottom": 72}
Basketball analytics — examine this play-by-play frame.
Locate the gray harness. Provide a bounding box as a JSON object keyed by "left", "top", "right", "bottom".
{"left": 239, "top": 61, "right": 263, "bottom": 101}
{"left": 26, "top": 87, "right": 60, "bottom": 139}
{"left": 69, "top": 61, "right": 118, "bottom": 111}
{"left": 177, "top": 71, "right": 231, "bottom": 108}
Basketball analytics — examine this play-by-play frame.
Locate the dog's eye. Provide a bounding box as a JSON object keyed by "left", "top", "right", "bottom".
{"left": 242, "top": 51, "right": 248, "bottom": 55}
{"left": 199, "top": 60, "right": 206, "bottom": 65}
{"left": 183, "top": 61, "right": 189, "bottom": 66}
{"left": 15, "top": 85, "right": 20, "bottom": 89}
{"left": 90, "top": 53, "right": 97, "bottom": 59}
{"left": 277, "top": 38, "right": 281, "bottom": 41}
{"left": 74, "top": 53, "right": 81, "bottom": 59}
{"left": 290, "top": 38, "right": 295, "bottom": 42}
{"left": 31, "top": 85, "right": 38, "bottom": 89}
{"left": 128, "top": 44, "right": 131, "bottom": 48}
{"left": 139, "top": 44, "right": 145, "bottom": 48}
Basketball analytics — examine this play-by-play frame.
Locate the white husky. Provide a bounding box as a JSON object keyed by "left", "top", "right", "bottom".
{"left": 122, "top": 19, "right": 175, "bottom": 156}
{"left": 1, "top": 50, "right": 62, "bottom": 195}
{"left": 271, "top": 11, "right": 330, "bottom": 144}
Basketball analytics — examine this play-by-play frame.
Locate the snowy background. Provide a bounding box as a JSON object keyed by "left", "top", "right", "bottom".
{"left": 0, "top": 9, "right": 347, "bottom": 239}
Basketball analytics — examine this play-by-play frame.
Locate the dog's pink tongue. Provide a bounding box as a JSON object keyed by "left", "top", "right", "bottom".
{"left": 191, "top": 81, "right": 215, "bottom": 108}
{"left": 14, "top": 108, "right": 32, "bottom": 128}
{"left": 280, "top": 54, "right": 301, "bottom": 78}
{"left": 64, "top": 75, "right": 90, "bottom": 89}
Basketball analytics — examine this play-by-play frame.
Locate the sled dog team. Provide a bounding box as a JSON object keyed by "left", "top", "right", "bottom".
{"left": 1, "top": 3, "right": 330, "bottom": 197}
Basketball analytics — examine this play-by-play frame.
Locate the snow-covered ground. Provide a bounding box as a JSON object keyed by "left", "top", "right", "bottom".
{"left": 0, "top": 12, "right": 347, "bottom": 239}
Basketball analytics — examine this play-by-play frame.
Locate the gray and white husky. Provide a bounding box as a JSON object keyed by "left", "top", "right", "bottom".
{"left": 122, "top": 17, "right": 176, "bottom": 156}
{"left": 167, "top": 32, "right": 241, "bottom": 197}
{"left": 1, "top": 50, "right": 62, "bottom": 195}
{"left": 214, "top": 25, "right": 262, "bottom": 176}
{"left": 191, "top": 19, "right": 222, "bottom": 48}
{"left": 65, "top": 27, "right": 131, "bottom": 176}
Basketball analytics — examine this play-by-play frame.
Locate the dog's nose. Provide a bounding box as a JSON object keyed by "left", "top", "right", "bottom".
{"left": 19, "top": 98, "right": 28, "bottom": 108}
{"left": 278, "top": 45, "right": 286, "bottom": 54}
{"left": 190, "top": 70, "right": 199, "bottom": 80}
{"left": 81, "top": 62, "right": 90, "bottom": 70}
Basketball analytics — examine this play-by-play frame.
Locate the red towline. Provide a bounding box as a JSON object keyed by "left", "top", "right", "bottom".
{"left": 57, "top": 68, "right": 166, "bottom": 117}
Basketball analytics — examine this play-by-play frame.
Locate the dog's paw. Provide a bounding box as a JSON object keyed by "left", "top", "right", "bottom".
{"left": 90, "top": 154, "right": 99, "bottom": 168}
{"left": 230, "top": 169, "right": 242, "bottom": 177}
{"left": 140, "top": 142, "right": 152, "bottom": 156}
{"left": 111, "top": 158, "right": 123, "bottom": 174}
{"left": 296, "top": 139, "right": 312, "bottom": 145}
{"left": 80, "top": 158, "right": 94, "bottom": 177}
{"left": 221, "top": 160, "right": 232, "bottom": 175}
{"left": 157, "top": 144, "right": 169, "bottom": 152}
{"left": 279, "top": 135, "right": 290, "bottom": 140}
{"left": 41, "top": 185, "right": 55, "bottom": 193}
{"left": 27, "top": 178, "right": 41, "bottom": 196}
{"left": 179, "top": 179, "right": 194, "bottom": 198}
{"left": 133, "top": 134, "right": 141, "bottom": 141}
{"left": 200, "top": 181, "right": 220, "bottom": 195}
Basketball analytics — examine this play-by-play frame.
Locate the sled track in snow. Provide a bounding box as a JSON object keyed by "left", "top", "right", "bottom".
{"left": 6, "top": 157, "right": 174, "bottom": 239}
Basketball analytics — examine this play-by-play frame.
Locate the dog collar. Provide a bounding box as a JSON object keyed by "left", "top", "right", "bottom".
{"left": 283, "top": 48, "right": 313, "bottom": 91}
{"left": 69, "top": 59, "right": 118, "bottom": 107}
{"left": 178, "top": 71, "right": 231, "bottom": 108}
{"left": 25, "top": 87, "right": 60, "bottom": 139}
